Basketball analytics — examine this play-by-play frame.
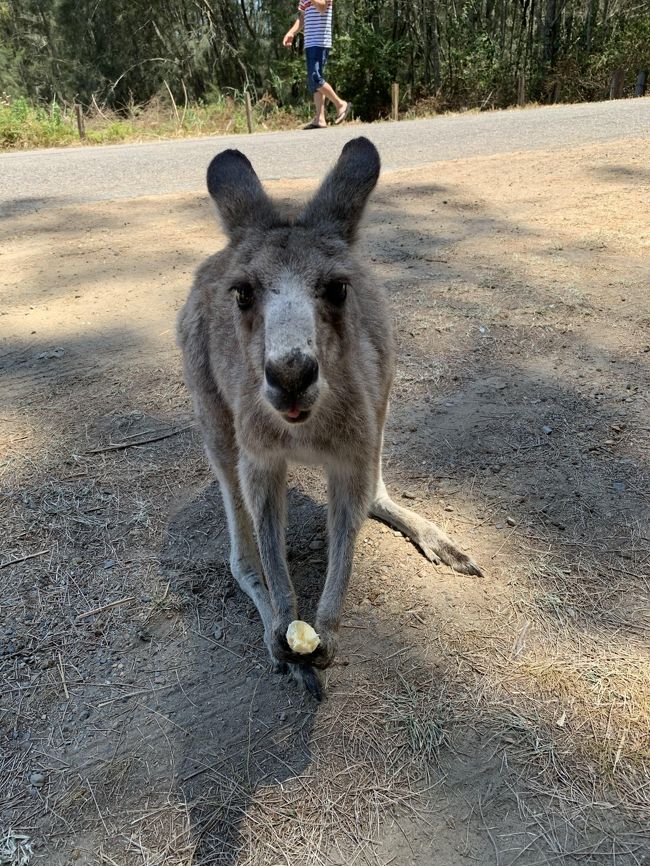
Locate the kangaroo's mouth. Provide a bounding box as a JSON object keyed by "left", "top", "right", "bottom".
{"left": 283, "top": 407, "right": 311, "bottom": 424}
{"left": 264, "top": 380, "right": 324, "bottom": 424}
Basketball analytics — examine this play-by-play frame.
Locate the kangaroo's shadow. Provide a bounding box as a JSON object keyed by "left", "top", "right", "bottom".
{"left": 158, "top": 479, "right": 328, "bottom": 863}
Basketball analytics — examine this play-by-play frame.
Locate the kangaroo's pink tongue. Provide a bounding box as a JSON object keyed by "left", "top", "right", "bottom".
{"left": 286, "top": 407, "right": 301, "bottom": 419}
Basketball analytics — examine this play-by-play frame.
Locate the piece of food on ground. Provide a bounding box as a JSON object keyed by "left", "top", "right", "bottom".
{"left": 286, "top": 620, "right": 320, "bottom": 654}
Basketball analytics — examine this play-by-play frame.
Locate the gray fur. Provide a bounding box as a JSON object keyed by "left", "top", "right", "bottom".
{"left": 177, "top": 137, "right": 481, "bottom": 698}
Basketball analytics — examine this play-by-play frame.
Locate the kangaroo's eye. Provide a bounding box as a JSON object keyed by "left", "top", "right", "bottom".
{"left": 234, "top": 283, "right": 254, "bottom": 310}
{"left": 324, "top": 280, "right": 348, "bottom": 305}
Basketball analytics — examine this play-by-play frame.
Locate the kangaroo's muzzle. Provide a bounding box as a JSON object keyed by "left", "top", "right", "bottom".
{"left": 264, "top": 349, "right": 320, "bottom": 423}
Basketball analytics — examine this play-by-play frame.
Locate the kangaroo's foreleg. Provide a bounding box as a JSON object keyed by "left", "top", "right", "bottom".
{"left": 307, "top": 460, "right": 373, "bottom": 668}
{"left": 238, "top": 453, "right": 322, "bottom": 682}
{"left": 193, "top": 393, "right": 320, "bottom": 696}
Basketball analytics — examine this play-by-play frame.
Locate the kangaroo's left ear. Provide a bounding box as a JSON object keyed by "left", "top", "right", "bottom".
{"left": 298, "top": 137, "right": 380, "bottom": 243}
{"left": 206, "top": 149, "right": 278, "bottom": 238}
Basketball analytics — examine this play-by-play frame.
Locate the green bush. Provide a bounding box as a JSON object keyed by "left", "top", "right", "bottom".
{"left": 329, "top": 22, "right": 404, "bottom": 120}
{"left": 0, "top": 97, "right": 76, "bottom": 148}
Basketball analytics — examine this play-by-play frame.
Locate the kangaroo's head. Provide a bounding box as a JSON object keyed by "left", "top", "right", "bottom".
{"left": 207, "top": 137, "right": 380, "bottom": 425}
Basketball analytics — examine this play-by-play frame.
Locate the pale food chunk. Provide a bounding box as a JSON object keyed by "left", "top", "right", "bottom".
{"left": 286, "top": 620, "right": 320, "bottom": 654}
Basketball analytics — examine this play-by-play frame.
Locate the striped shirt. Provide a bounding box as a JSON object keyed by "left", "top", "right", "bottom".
{"left": 299, "top": 0, "right": 333, "bottom": 48}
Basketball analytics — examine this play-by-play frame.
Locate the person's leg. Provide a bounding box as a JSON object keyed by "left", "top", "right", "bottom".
{"left": 317, "top": 50, "right": 351, "bottom": 123}
{"left": 319, "top": 81, "right": 345, "bottom": 113}
{"left": 312, "top": 89, "right": 326, "bottom": 126}
{"left": 305, "top": 47, "right": 327, "bottom": 127}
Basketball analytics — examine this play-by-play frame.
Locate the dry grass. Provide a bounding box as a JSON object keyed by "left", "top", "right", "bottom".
{"left": 2, "top": 140, "right": 649, "bottom": 865}
{"left": 189, "top": 676, "right": 444, "bottom": 866}
{"left": 2, "top": 419, "right": 649, "bottom": 865}
{"left": 0, "top": 93, "right": 309, "bottom": 151}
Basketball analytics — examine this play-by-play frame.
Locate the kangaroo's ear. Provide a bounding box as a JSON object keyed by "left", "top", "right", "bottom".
{"left": 207, "top": 149, "right": 277, "bottom": 237}
{"left": 299, "top": 137, "right": 380, "bottom": 243}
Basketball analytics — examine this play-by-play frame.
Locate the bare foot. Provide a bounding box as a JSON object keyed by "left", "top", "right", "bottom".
{"left": 334, "top": 102, "right": 352, "bottom": 125}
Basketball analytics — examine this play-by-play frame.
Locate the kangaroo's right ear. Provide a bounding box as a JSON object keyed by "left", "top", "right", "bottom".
{"left": 207, "top": 149, "right": 277, "bottom": 238}
{"left": 299, "top": 137, "right": 380, "bottom": 243}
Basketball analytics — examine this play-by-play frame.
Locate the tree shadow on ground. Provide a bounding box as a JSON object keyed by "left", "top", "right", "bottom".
{"left": 589, "top": 163, "right": 650, "bottom": 183}
{"left": 2, "top": 158, "right": 649, "bottom": 864}
{"left": 155, "top": 483, "right": 328, "bottom": 863}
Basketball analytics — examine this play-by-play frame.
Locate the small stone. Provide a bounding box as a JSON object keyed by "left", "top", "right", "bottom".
{"left": 103, "top": 559, "right": 115, "bottom": 569}
{"left": 29, "top": 772, "right": 45, "bottom": 787}
{"left": 402, "top": 491, "right": 416, "bottom": 500}
{"left": 309, "top": 538, "right": 325, "bottom": 551}
{"left": 137, "top": 628, "right": 152, "bottom": 642}
{"left": 444, "top": 505, "right": 454, "bottom": 512}
{"left": 36, "top": 347, "right": 65, "bottom": 360}
{"left": 506, "top": 516, "right": 516, "bottom": 527}
{"left": 542, "top": 426, "right": 553, "bottom": 435}
{"left": 212, "top": 625, "right": 224, "bottom": 641}
{"left": 278, "top": 712, "right": 288, "bottom": 722}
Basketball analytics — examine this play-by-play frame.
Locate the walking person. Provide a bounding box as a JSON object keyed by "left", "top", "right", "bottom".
{"left": 283, "top": 0, "right": 352, "bottom": 129}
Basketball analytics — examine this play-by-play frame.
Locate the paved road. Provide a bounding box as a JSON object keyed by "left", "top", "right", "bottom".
{"left": 1, "top": 98, "right": 648, "bottom": 215}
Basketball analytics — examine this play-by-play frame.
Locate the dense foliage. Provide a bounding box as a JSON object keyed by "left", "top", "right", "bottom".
{"left": 1, "top": 0, "right": 648, "bottom": 119}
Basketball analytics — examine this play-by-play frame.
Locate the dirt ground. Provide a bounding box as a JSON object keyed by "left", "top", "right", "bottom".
{"left": 1, "top": 138, "right": 649, "bottom": 866}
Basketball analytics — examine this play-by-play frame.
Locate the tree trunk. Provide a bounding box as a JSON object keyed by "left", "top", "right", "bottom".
{"left": 429, "top": 0, "right": 441, "bottom": 89}
{"left": 543, "top": 0, "right": 558, "bottom": 65}
{"left": 585, "top": 0, "right": 598, "bottom": 53}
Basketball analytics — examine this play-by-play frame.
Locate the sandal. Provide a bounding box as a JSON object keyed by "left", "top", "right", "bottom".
{"left": 303, "top": 121, "right": 327, "bottom": 129}
{"left": 334, "top": 102, "right": 352, "bottom": 125}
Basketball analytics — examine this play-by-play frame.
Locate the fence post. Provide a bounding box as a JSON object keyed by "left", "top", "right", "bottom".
{"left": 75, "top": 104, "right": 86, "bottom": 139}
{"left": 391, "top": 83, "right": 399, "bottom": 121}
{"left": 244, "top": 92, "right": 253, "bottom": 134}
{"left": 517, "top": 73, "right": 526, "bottom": 106}
{"left": 609, "top": 68, "right": 625, "bottom": 99}
{"left": 635, "top": 70, "right": 647, "bottom": 97}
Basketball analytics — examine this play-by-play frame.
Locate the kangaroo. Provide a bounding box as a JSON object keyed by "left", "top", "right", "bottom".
{"left": 177, "top": 137, "right": 482, "bottom": 699}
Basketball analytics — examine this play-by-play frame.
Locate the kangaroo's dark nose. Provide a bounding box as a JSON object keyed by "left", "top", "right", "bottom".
{"left": 265, "top": 350, "right": 319, "bottom": 397}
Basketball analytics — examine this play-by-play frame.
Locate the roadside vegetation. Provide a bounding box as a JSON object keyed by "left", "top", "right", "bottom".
{"left": 0, "top": 92, "right": 309, "bottom": 150}
{"left": 0, "top": 0, "right": 648, "bottom": 151}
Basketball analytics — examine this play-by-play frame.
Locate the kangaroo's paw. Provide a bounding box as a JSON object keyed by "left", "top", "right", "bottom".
{"left": 271, "top": 658, "right": 288, "bottom": 675}
{"left": 417, "top": 522, "right": 483, "bottom": 577}
{"left": 308, "top": 624, "right": 339, "bottom": 670}
{"left": 289, "top": 663, "right": 322, "bottom": 700}
{"left": 268, "top": 650, "right": 322, "bottom": 699}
